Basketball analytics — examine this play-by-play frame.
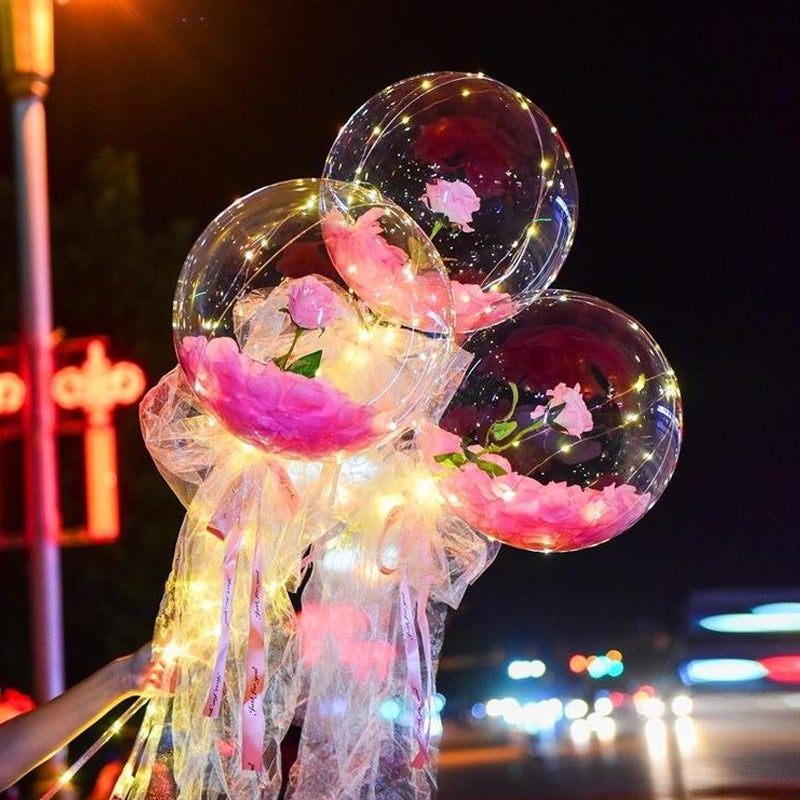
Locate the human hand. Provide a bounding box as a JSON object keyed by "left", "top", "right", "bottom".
{"left": 120, "top": 641, "right": 175, "bottom": 698}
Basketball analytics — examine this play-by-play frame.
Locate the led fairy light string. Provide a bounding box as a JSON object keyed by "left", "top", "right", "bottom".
{"left": 415, "top": 288, "right": 682, "bottom": 555}
{"left": 287, "top": 350, "right": 484, "bottom": 788}
{"left": 191, "top": 456, "right": 308, "bottom": 772}
{"left": 36, "top": 638, "right": 184, "bottom": 800}
{"left": 119, "top": 245, "right": 452, "bottom": 799}
{"left": 108, "top": 70, "right": 683, "bottom": 800}
{"left": 38, "top": 696, "right": 150, "bottom": 800}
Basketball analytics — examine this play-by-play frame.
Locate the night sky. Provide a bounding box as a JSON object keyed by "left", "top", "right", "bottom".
{"left": 1, "top": 3, "right": 796, "bottom": 667}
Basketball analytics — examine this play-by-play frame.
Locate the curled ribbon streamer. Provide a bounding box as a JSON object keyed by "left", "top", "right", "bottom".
{"left": 203, "top": 474, "right": 248, "bottom": 718}
{"left": 379, "top": 502, "right": 436, "bottom": 770}
{"left": 200, "top": 462, "right": 298, "bottom": 771}
{"left": 399, "top": 571, "right": 429, "bottom": 769}
{"left": 242, "top": 524, "right": 266, "bottom": 772}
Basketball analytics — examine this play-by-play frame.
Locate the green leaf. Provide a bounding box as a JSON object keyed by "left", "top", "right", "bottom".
{"left": 287, "top": 349, "right": 322, "bottom": 378}
{"left": 433, "top": 452, "right": 468, "bottom": 468}
{"left": 474, "top": 458, "right": 508, "bottom": 477}
{"left": 463, "top": 448, "right": 479, "bottom": 463}
{"left": 490, "top": 420, "right": 518, "bottom": 441}
{"left": 436, "top": 448, "right": 507, "bottom": 477}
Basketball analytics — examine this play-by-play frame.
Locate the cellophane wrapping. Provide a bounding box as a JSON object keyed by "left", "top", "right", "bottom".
{"left": 113, "top": 347, "right": 498, "bottom": 800}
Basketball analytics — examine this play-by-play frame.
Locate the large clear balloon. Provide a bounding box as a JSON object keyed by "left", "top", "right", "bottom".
{"left": 322, "top": 71, "right": 579, "bottom": 334}
{"left": 417, "top": 289, "right": 683, "bottom": 552}
{"left": 174, "top": 178, "right": 455, "bottom": 460}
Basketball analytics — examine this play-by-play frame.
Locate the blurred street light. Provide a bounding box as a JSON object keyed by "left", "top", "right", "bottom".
{"left": 507, "top": 658, "right": 546, "bottom": 680}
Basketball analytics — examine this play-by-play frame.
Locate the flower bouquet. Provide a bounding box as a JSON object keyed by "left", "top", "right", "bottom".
{"left": 98, "top": 72, "right": 683, "bottom": 800}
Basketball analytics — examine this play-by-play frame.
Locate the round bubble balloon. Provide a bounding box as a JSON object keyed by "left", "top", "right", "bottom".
{"left": 322, "top": 71, "right": 579, "bottom": 334}
{"left": 416, "top": 289, "right": 683, "bottom": 552}
{"left": 174, "top": 178, "right": 455, "bottom": 460}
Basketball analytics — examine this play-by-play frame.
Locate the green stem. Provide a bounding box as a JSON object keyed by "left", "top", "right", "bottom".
{"left": 484, "top": 417, "right": 546, "bottom": 454}
{"left": 430, "top": 219, "right": 444, "bottom": 240}
{"left": 481, "top": 401, "right": 565, "bottom": 454}
{"left": 276, "top": 326, "right": 302, "bottom": 370}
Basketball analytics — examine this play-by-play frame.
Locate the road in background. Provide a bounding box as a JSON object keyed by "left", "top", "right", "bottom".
{"left": 436, "top": 690, "right": 800, "bottom": 799}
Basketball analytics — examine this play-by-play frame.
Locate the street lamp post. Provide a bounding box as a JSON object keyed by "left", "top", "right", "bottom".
{"left": 0, "top": 0, "right": 69, "bottom": 792}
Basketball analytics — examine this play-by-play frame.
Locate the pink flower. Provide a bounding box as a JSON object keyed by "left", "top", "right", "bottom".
{"left": 296, "top": 603, "right": 393, "bottom": 683}
{"left": 421, "top": 179, "right": 481, "bottom": 232}
{"left": 321, "top": 205, "right": 513, "bottom": 333}
{"left": 322, "top": 208, "right": 452, "bottom": 333}
{"left": 179, "top": 335, "right": 382, "bottom": 458}
{"left": 417, "top": 421, "right": 648, "bottom": 552}
{"left": 441, "top": 465, "right": 648, "bottom": 553}
{"left": 532, "top": 382, "right": 593, "bottom": 437}
{"left": 449, "top": 279, "right": 517, "bottom": 332}
{"left": 384, "top": 271, "right": 515, "bottom": 334}
{"left": 322, "top": 207, "right": 409, "bottom": 286}
{"left": 416, "top": 420, "right": 463, "bottom": 471}
{"left": 286, "top": 275, "right": 347, "bottom": 329}
{"left": 416, "top": 420, "right": 511, "bottom": 474}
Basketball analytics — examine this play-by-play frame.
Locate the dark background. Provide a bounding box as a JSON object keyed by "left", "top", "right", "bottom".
{"left": 0, "top": 1, "right": 797, "bottom": 696}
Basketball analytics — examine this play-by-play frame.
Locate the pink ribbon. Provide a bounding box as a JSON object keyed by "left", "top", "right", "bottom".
{"left": 416, "top": 576, "right": 433, "bottom": 753}
{"left": 399, "top": 571, "right": 432, "bottom": 769}
{"left": 241, "top": 526, "right": 266, "bottom": 771}
{"left": 201, "top": 463, "right": 298, "bottom": 772}
{"left": 203, "top": 475, "right": 248, "bottom": 719}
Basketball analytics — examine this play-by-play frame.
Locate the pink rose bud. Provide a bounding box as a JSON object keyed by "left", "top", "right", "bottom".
{"left": 286, "top": 276, "right": 346, "bottom": 329}
{"left": 421, "top": 179, "right": 481, "bottom": 232}
{"left": 546, "top": 382, "right": 594, "bottom": 437}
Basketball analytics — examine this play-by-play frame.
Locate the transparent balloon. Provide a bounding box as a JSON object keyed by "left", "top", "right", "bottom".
{"left": 416, "top": 289, "right": 683, "bottom": 552}
{"left": 173, "top": 178, "right": 455, "bottom": 460}
{"left": 322, "top": 71, "right": 579, "bottom": 334}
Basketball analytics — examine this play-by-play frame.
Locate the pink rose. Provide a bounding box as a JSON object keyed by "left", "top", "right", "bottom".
{"left": 532, "top": 382, "right": 593, "bottom": 437}
{"left": 321, "top": 208, "right": 453, "bottom": 334}
{"left": 415, "top": 420, "right": 464, "bottom": 471}
{"left": 421, "top": 179, "right": 481, "bottom": 232}
{"left": 388, "top": 271, "right": 516, "bottom": 334}
{"left": 418, "top": 419, "right": 648, "bottom": 552}
{"left": 286, "top": 275, "right": 347, "bottom": 329}
{"left": 416, "top": 420, "right": 512, "bottom": 479}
